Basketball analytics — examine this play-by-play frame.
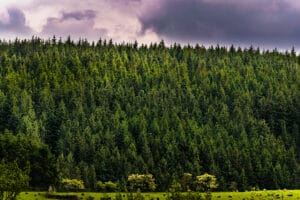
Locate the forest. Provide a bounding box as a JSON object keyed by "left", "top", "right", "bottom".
{"left": 0, "top": 37, "right": 299, "bottom": 192}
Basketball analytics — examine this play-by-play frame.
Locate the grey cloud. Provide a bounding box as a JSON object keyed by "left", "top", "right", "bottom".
{"left": 0, "top": 8, "right": 33, "bottom": 35}
{"left": 42, "top": 10, "right": 107, "bottom": 40}
{"left": 139, "top": 0, "right": 300, "bottom": 48}
{"left": 62, "top": 10, "right": 96, "bottom": 21}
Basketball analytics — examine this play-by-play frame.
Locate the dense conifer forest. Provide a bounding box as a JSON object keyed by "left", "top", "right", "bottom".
{"left": 0, "top": 37, "right": 299, "bottom": 191}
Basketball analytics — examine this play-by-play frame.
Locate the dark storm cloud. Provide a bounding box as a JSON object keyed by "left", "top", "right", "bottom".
{"left": 139, "top": 0, "right": 300, "bottom": 47}
{"left": 42, "top": 10, "right": 107, "bottom": 40}
{"left": 0, "top": 8, "right": 33, "bottom": 34}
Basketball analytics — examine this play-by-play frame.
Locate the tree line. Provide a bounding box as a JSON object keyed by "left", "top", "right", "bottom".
{"left": 0, "top": 37, "right": 299, "bottom": 192}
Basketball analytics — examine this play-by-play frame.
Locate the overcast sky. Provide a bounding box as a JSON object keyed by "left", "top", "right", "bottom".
{"left": 0, "top": 0, "right": 300, "bottom": 50}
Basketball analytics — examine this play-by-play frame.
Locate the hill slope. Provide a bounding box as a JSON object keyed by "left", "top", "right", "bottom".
{"left": 0, "top": 38, "right": 299, "bottom": 191}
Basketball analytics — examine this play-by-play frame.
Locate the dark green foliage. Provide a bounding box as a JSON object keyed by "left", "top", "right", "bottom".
{"left": 0, "top": 132, "right": 57, "bottom": 189}
{"left": 0, "top": 38, "right": 299, "bottom": 191}
{"left": 0, "top": 160, "right": 30, "bottom": 200}
{"left": 181, "top": 173, "right": 193, "bottom": 192}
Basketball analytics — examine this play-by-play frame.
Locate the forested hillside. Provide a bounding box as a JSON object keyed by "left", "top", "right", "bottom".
{"left": 0, "top": 37, "right": 299, "bottom": 191}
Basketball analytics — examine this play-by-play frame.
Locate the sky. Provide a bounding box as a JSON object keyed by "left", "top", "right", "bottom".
{"left": 0, "top": 0, "right": 300, "bottom": 50}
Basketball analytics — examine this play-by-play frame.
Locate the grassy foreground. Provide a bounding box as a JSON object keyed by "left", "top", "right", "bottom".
{"left": 17, "top": 190, "right": 300, "bottom": 200}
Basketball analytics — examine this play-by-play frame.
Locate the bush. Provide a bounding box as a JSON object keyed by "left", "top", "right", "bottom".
{"left": 97, "top": 181, "right": 118, "bottom": 192}
{"left": 96, "top": 181, "right": 105, "bottom": 191}
{"left": 128, "top": 174, "right": 156, "bottom": 192}
{"left": 105, "top": 181, "right": 118, "bottom": 192}
{"left": 61, "top": 179, "right": 85, "bottom": 191}
{"left": 195, "top": 173, "right": 218, "bottom": 192}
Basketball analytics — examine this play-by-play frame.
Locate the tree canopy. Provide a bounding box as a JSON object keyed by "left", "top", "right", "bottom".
{"left": 0, "top": 37, "right": 299, "bottom": 191}
{"left": 0, "top": 160, "right": 30, "bottom": 200}
{"left": 196, "top": 173, "right": 218, "bottom": 192}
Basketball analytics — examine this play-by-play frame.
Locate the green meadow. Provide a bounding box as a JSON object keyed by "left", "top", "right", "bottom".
{"left": 17, "top": 190, "right": 300, "bottom": 200}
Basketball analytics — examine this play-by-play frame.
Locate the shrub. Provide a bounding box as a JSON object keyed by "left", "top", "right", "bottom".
{"left": 61, "top": 179, "right": 85, "bottom": 191}
{"left": 195, "top": 173, "right": 218, "bottom": 192}
{"left": 96, "top": 181, "right": 105, "bottom": 191}
{"left": 105, "top": 181, "right": 117, "bottom": 192}
{"left": 128, "top": 174, "right": 156, "bottom": 192}
{"left": 97, "top": 180, "right": 118, "bottom": 192}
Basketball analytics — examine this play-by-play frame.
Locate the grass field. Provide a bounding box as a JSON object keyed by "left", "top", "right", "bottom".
{"left": 17, "top": 190, "right": 300, "bottom": 200}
